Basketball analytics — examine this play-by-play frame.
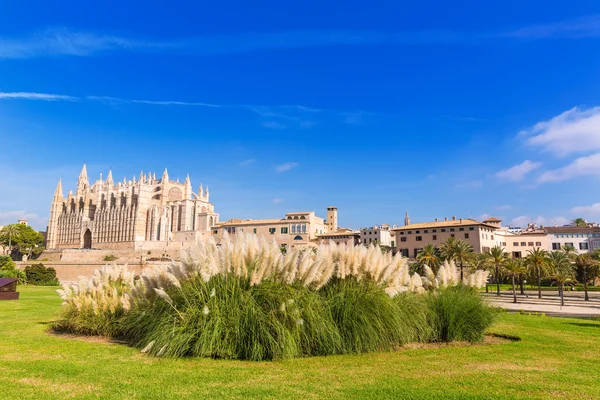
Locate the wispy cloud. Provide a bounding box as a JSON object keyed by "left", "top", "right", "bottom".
{"left": 0, "top": 210, "right": 48, "bottom": 230}
{"left": 495, "top": 160, "right": 542, "bottom": 181}
{"left": 262, "top": 121, "right": 286, "bottom": 129}
{"left": 520, "top": 106, "right": 600, "bottom": 157}
{"left": 273, "top": 198, "right": 284, "bottom": 205}
{"left": 454, "top": 180, "right": 483, "bottom": 189}
{"left": 275, "top": 162, "right": 299, "bottom": 173}
{"left": 0, "top": 92, "right": 77, "bottom": 101}
{"left": 501, "top": 14, "right": 600, "bottom": 39}
{"left": 510, "top": 215, "right": 569, "bottom": 228}
{"left": 571, "top": 202, "right": 600, "bottom": 217}
{"left": 538, "top": 153, "right": 600, "bottom": 183}
{"left": 240, "top": 159, "right": 256, "bottom": 166}
{"left": 3, "top": 16, "right": 600, "bottom": 59}
{"left": 496, "top": 205, "right": 513, "bottom": 211}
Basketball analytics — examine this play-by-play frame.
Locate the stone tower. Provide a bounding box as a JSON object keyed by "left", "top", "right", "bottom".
{"left": 326, "top": 206, "right": 338, "bottom": 232}
{"left": 404, "top": 211, "right": 411, "bottom": 226}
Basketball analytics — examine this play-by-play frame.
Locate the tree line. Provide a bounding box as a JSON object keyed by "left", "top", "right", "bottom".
{"left": 413, "top": 239, "right": 600, "bottom": 306}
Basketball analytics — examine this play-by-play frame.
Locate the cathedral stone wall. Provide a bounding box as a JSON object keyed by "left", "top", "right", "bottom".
{"left": 46, "top": 165, "right": 219, "bottom": 251}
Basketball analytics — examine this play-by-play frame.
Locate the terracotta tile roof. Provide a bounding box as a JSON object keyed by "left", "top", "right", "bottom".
{"left": 483, "top": 217, "right": 502, "bottom": 222}
{"left": 214, "top": 218, "right": 287, "bottom": 226}
{"left": 391, "top": 218, "right": 497, "bottom": 231}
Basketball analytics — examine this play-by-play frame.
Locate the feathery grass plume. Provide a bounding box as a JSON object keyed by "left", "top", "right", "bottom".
{"left": 55, "top": 233, "right": 496, "bottom": 360}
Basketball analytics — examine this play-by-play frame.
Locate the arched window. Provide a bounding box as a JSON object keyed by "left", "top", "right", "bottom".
{"left": 294, "top": 235, "right": 303, "bottom": 240}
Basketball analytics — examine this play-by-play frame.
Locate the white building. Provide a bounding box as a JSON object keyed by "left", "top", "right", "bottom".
{"left": 360, "top": 224, "right": 394, "bottom": 247}
{"left": 546, "top": 226, "right": 600, "bottom": 253}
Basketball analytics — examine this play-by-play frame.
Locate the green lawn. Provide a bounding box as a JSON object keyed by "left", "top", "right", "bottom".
{"left": 1, "top": 287, "right": 599, "bottom": 400}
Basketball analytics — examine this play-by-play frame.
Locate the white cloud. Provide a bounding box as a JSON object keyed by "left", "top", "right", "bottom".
{"left": 0, "top": 210, "right": 48, "bottom": 231}
{"left": 0, "top": 92, "right": 77, "bottom": 101}
{"left": 537, "top": 152, "right": 600, "bottom": 183}
{"left": 496, "top": 205, "right": 512, "bottom": 211}
{"left": 510, "top": 215, "right": 569, "bottom": 228}
{"left": 275, "top": 162, "right": 299, "bottom": 173}
{"left": 477, "top": 213, "right": 490, "bottom": 221}
{"left": 520, "top": 106, "right": 600, "bottom": 157}
{"left": 495, "top": 160, "right": 542, "bottom": 181}
{"left": 571, "top": 203, "right": 600, "bottom": 217}
{"left": 273, "top": 198, "right": 284, "bottom": 205}
{"left": 240, "top": 159, "right": 256, "bottom": 166}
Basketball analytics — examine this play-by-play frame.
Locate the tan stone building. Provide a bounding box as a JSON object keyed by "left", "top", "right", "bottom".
{"left": 212, "top": 210, "right": 331, "bottom": 248}
{"left": 492, "top": 222, "right": 548, "bottom": 258}
{"left": 392, "top": 213, "right": 498, "bottom": 258}
{"left": 46, "top": 165, "right": 219, "bottom": 250}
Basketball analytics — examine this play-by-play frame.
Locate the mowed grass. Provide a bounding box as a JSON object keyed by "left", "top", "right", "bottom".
{"left": 1, "top": 287, "right": 599, "bottom": 400}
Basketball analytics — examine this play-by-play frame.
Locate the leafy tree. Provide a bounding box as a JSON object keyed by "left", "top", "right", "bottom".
{"left": 0, "top": 255, "right": 16, "bottom": 270}
{"left": 574, "top": 253, "right": 599, "bottom": 301}
{"left": 0, "top": 255, "right": 26, "bottom": 284}
{"left": 525, "top": 248, "right": 551, "bottom": 299}
{"left": 24, "top": 264, "right": 58, "bottom": 285}
{"left": 571, "top": 218, "right": 587, "bottom": 227}
{"left": 488, "top": 246, "right": 508, "bottom": 296}
{"left": 441, "top": 238, "right": 474, "bottom": 281}
{"left": 0, "top": 224, "right": 21, "bottom": 257}
{"left": 0, "top": 224, "right": 44, "bottom": 260}
{"left": 503, "top": 259, "right": 526, "bottom": 304}
{"left": 416, "top": 243, "right": 441, "bottom": 273}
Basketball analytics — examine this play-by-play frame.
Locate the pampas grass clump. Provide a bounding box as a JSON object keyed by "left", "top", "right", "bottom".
{"left": 55, "top": 233, "right": 495, "bottom": 360}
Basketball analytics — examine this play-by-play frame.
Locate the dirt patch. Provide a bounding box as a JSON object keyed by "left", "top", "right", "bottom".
{"left": 400, "top": 333, "right": 519, "bottom": 350}
{"left": 47, "top": 331, "right": 128, "bottom": 345}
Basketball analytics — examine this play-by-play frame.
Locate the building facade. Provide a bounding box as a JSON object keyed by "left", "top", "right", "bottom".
{"left": 46, "top": 165, "right": 219, "bottom": 250}
{"left": 360, "top": 224, "right": 394, "bottom": 247}
{"left": 546, "top": 226, "right": 600, "bottom": 253}
{"left": 212, "top": 209, "right": 332, "bottom": 248}
{"left": 392, "top": 215, "right": 498, "bottom": 258}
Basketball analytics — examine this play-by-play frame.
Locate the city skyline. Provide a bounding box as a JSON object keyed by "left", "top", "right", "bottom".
{"left": 2, "top": 1, "right": 600, "bottom": 230}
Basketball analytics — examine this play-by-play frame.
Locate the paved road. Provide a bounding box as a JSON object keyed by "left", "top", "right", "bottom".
{"left": 484, "top": 292, "right": 600, "bottom": 317}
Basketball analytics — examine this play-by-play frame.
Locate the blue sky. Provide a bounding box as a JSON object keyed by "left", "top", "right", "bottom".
{"left": 2, "top": 1, "right": 600, "bottom": 230}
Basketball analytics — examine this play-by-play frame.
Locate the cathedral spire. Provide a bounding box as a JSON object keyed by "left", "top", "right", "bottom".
{"left": 162, "top": 168, "right": 169, "bottom": 182}
{"left": 404, "top": 211, "right": 410, "bottom": 226}
{"left": 54, "top": 179, "right": 64, "bottom": 199}
{"left": 106, "top": 169, "right": 114, "bottom": 185}
{"left": 205, "top": 185, "right": 210, "bottom": 202}
{"left": 76, "top": 164, "right": 89, "bottom": 195}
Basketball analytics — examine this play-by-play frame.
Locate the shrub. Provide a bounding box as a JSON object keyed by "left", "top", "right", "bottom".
{"left": 0, "top": 255, "right": 26, "bottom": 284}
{"left": 55, "top": 234, "right": 496, "bottom": 360}
{"left": 118, "top": 275, "right": 342, "bottom": 360}
{"left": 320, "top": 277, "right": 405, "bottom": 353}
{"left": 24, "top": 264, "right": 59, "bottom": 286}
{"left": 426, "top": 286, "right": 497, "bottom": 343}
{"left": 103, "top": 254, "right": 117, "bottom": 262}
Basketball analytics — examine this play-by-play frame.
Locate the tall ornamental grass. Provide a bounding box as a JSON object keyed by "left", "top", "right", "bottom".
{"left": 55, "top": 233, "right": 494, "bottom": 360}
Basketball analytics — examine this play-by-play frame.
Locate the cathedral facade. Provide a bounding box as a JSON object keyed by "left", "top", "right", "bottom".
{"left": 46, "top": 165, "right": 219, "bottom": 250}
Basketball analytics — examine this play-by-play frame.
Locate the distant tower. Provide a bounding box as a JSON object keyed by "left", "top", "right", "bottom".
{"left": 47, "top": 179, "right": 64, "bottom": 249}
{"left": 327, "top": 206, "right": 338, "bottom": 232}
{"left": 404, "top": 211, "right": 411, "bottom": 226}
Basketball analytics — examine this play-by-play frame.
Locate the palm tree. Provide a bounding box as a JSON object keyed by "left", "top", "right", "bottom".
{"left": 525, "top": 247, "right": 550, "bottom": 299}
{"left": 416, "top": 243, "right": 441, "bottom": 273}
{"left": 574, "top": 253, "right": 599, "bottom": 301}
{"left": 0, "top": 225, "right": 21, "bottom": 258}
{"left": 548, "top": 251, "right": 572, "bottom": 299}
{"left": 561, "top": 243, "right": 577, "bottom": 260}
{"left": 571, "top": 218, "right": 587, "bottom": 227}
{"left": 441, "top": 238, "right": 474, "bottom": 281}
{"left": 439, "top": 237, "right": 457, "bottom": 259}
{"left": 488, "top": 246, "right": 508, "bottom": 296}
{"left": 503, "top": 259, "right": 526, "bottom": 304}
